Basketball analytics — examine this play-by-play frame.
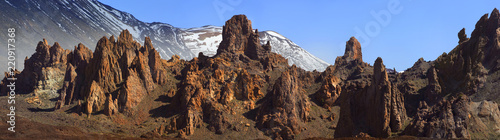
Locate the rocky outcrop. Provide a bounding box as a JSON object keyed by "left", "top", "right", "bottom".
{"left": 159, "top": 15, "right": 288, "bottom": 138}
{"left": 235, "top": 69, "right": 264, "bottom": 101}
{"left": 256, "top": 65, "right": 311, "bottom": 140}
{"left": 330, "top": 37, "right": 369, "bottom": 81}
{"left": 403, "top": 95, "right": 470, "bottom": 138}
{"left": 458, "top": 28, "right": 468, "bottom": 43}
{"left": 468, "top": 100, "right": 500, "bottom": 138}
{"left": 17, "top": 40, "right": 69, "bottom": 96}
{"left": 435, "top": 8, "right": 498, "bottom": 95}
{"left": 55, "top": 44, "right": 94, "bottom": 109}
{"left": 216, "top": 15, "right": 269, "bottom": 60}
{"left": 335, "top": 57, "right": 406, "bottom": 138}
{"left": 55, "top": 65, "right": 76, "bottom": 109}
{"left": 425, "top": 67, "right": 441, "bottom": 104}
{"left": 4, "top": 9, "right": 500, "bottom": 139}
{"left": 0, "top": 30, "right": 168, "bottom": 115}
{"left": 168, "top": 58, "right": 205, "bottom": 136}
{"left": 315, "top": 75, "right": 341, "bottom": 106}
{"left": 261, "top": 53, "right": 289, "bottom": 71}
{"left": 79, "top": 30, "right": 169, "bottom": 116}
{"left": 400, "top": 8, "right": 500, "bottom": 139}
{"left": 343, "top": 37, "right": 363, "bottom": 62}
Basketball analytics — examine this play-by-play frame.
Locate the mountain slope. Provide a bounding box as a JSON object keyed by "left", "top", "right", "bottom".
{"left": 0, "top": 0, "right": 194, "bottom": 68}
{"left": 0, "top": 0, "right": 329, "bottom": 74}
{"left": 180, "top": 26, "right": 330, "bottom": 71}
{"left": 259, "top": 31, "right": 330, "bottom": 71}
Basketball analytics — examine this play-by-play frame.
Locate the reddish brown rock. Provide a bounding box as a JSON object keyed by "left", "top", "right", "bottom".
{"left": 220, "top": 83, "right": 234, "bottom": 105}
{"left": 86, "top": 81, "right": 105, "bottom": 117}
{"left": 216, "top": 15, "right": 269, "bottom": 60}
{"left": 10, "top": 39, "right": 70, "bottom": 97}
{"left": 256, "top": 65, "right": 311, "bottom": 140}
{"left": 83, "top": 36, "right": 122, "bottom": 97}
{"left": 203, "top": 100, "right": 234, "bottom": 134}
{"left": 79, "top": 30, "right": 168, "bottom": 115}
{"left": 145, "top": 37, "right": 168, "bottom": 85}
{"left": 435, "top": 9, "right": 497, "bottom": 95}
{"left": 235, "top": 69, "right": 263, "bottom": 101}
{"left": 104, "top": 93, "right": 118, "bottom": 116}
{"left": 335, "top": 57, "right": 406, "bottom": 138}
{"left": 118, "top": 72, "right": 148, "bottom": 113}
{"left": 425, "top": 67, "right": 441, "bottom": 104}
{"left": 315, "top": 75, "right": 341, "bottom": 106}
{"left": 261, "top": 53, "right": 289, "bottom": 71}
{"left": 343, "top": 37, "right": 363, "bottom": 62}
{"left": 56, "top": 64, "right": 77, "bottom": 109}
{"left": 468, "top": 100, "right": 500, "bottom": 138}
{"left": 366, "top": 57, "right": 393, "bottom": 137}
{"left": 403, "top": 96, "right": 470, "bottom": 138}
{"left": 167, "top": 59, "right": 206, "bottom": 136}
{"left": 65, "top": 43, "right": 93, "bottom": 104}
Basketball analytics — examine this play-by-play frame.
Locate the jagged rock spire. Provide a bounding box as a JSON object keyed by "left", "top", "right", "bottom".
{"left": 343, "top": 37, "right": 363, "bottom": 62}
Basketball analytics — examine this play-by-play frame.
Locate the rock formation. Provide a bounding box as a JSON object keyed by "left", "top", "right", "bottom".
{"left": 425, "top": 67, "right": 441, "bottom": 104}
{"left": 315, "top": 74, "right": 341, "bottom": 107}
{"left": 2, "top": 9, "right": 500, "bottom": 139}
{"left": 216, "top": 15, "right": 270, "bottom": 60}
{"left": 400, "top": 8, "right": 500, "bottom": 139}
{"left": 256, "top": 65, "right": 311, "bottom": 140}
{"left": 335, "top": 57, "right": 406, "bottom": 138}
{"left": 458, "top": 28, "right": 468, "bottom": 43}
{"left": 17, "top": 40, "right": 70, "bottom": 97}
{"left": 162, "top": 15, "right": 281, "bottom": 138}
{"left": 402, "top": 95, "right": 470, "bottom": 138}
{"left": 343, "top": 37, "right": 363, "bottom": 62}
{"left": 435, "top": 8, "right": 498, "bottom": 95}
{"left": 74, "top": 30, "right": 171, "bottom": 116}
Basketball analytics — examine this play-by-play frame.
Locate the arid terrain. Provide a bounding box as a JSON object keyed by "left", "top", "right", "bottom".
{"left": 1, "top": 8, "right": 500, "bottom": 140}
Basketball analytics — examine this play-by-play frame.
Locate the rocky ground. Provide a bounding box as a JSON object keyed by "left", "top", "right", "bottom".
{"left": 1, "top": 9, "right": 500, "bottom": 140}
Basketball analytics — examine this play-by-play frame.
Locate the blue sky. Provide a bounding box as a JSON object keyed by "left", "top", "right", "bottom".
{"left": 99, "top": 0, "right": 498, "bottom": 71}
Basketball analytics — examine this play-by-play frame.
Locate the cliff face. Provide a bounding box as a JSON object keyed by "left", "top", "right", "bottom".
{"left": 256, "top": 65, "right": 312, "bottom": 140}
{"left": 2, "top": 9, "right": 500, "bottom": 139}
{"left": 334, "top": 57, "right": 406, "bottom": 138}
{"left": 434, "top": 9, "right": 499, "bottom": 96}
{"left": 398, "top": 8, "right": 500, "bottom": 139}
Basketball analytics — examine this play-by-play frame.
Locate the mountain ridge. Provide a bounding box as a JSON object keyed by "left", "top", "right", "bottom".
{"left": 0, "top": 0, "right": 329, "bottom": 74}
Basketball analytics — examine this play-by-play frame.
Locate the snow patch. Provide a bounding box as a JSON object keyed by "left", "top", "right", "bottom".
{"left": 264, "top": 31, "right": 286, "bottom": 40}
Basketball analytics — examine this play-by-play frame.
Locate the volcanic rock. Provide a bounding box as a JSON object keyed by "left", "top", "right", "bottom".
{"left": 104, "top": 93, "right": 118, "bottom": 116}
{"left": 435, "top": 9, "right": 498, "bottom": 95}
{"left": 216, "top": 15, "right": 269, "bottom": 60}
{"left": 458, "top": 28, "right": 468, "bottom": 43}
{"left": 468, "top": 100, "right": 500, "bottom": 138}
{"left": 55, "top": 64, "right": 76, "bottom": 109}
{"left": 256, "top": 65, "right": 311, "bottom": 140}
{"left": 9, "top": 40, "right": 70, "bottom": 98}
{"left": 425, "top": 67, "right": 441, "bottom": 104}
{"left": 315, "top": 75, "right": 341, "bottom": 106}
{"left": 235, "top": 69, "right": 263, "bottom": 101}
{"left": 343, "top": 37, "right": 363, "bottom": 62}
{"left": 78, "top": 30, "right": 169, "bottom": 116}
{"left": 403, "top": 95, "right": 470, "bottom": 138}
{"left": 335, "top": 57, "right": 406, "bottom": 138}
